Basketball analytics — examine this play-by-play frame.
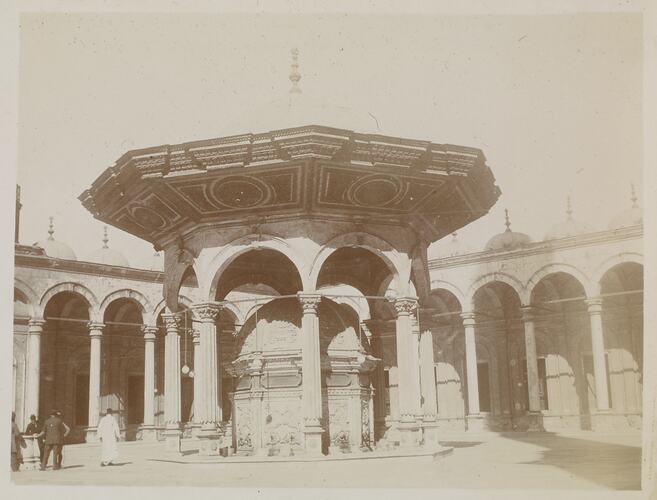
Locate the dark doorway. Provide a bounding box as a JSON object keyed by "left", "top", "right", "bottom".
{"left": 127, "top": 375, "right": 144, "bottom": 425}
{"left": 75, "top": 374, "right": 89, "bottom": 427}
{"left": 477, "top": 362, "right": 491, "bottom": 412}
{"left": 181, "top": 377, "right": 194, "bottom": 423}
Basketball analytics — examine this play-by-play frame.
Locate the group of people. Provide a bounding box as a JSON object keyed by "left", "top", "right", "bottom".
{"left": 10, "top": 408, "right": 122, "bottom": 472}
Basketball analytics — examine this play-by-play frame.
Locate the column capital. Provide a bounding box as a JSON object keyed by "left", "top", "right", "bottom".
{"left": 585, "top": 297, "right": 603, "bottom": 313}
{"left": 297, "top": 293, "right": 322, "bottom": 314}
{"left": 162, "top": 313, "right": 182, "bottom": 333}
{"left": 191, "top": 301, "right": 223, "bottom": 322}
{"left": 392, "top": 297, "right": 418, "bottom": 316}
{"left": 27, "top": 318, "right": 46, "bottom": 332}
{"left": 520, "top": 306, "right": 536, "bottom": 321}
{"left": 88, "top": 322, "right": 104, "bottom": 336}
{"left": 460, "top": 311, "right": 476, "bottom": 326}
{"left": 141, "top": 325, "right": 158, "bottom": 341}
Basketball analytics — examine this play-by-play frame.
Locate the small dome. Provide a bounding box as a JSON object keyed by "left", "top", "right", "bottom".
{"left": 33, "top": 217, "right": 77, "bottom": 260}
{"left": 545, "top": 197, "right": 594, "bottom": 240}
{"left": 609, "top": 186, "right": 642, "bottom": 230}
{"left": 148, "top": 251, "right": 163, "bottom": 272}
{"left": 224, "top": 49, "right": 382, "bottom": 135}
{"left": 484, "top": 209, "right": 532, "bottom": 252}
{"left": 89, "top": 226, "right": 130, "bottom": 267}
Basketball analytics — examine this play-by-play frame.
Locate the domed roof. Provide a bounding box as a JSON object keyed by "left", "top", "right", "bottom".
{"left": 609, "top": 185, "right": 643, "bottom": 230}
{"left": 33, "top": 217, "right": 77, "bottom": 260}
{"left": 484, "top": 209, "right": 532, "bottom": 252}
{"left": 544, "top": 196, "right": 594, "bottom": 240}
{"left": 224, "top": 49, "right": 382, "bottom": 135}
{"left": 89, "top": 227, "right": 130, "bottom": 267}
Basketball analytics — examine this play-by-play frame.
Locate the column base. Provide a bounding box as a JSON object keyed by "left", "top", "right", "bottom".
{"left": 163, "top": 425, "right": 182, "bottom": 454}
{"left": 397, "top": 420, "right": 421, "bottom": 449}
{"left": 198, "top": 426, "right": 223, "bottom": 456}
{"left": 303, "top": 425, "right": 324, "bottom": 456}
{"left": 525, "top": 411, "right": 545, "bottom": 432}
{"left": 466, "top": 414, "right": 485, "bottom": 433}
{"left": 190, "top": 423, "right": 203, "bottom": 438}
{"left": 138, "top": 425, "right": 159, "bottom": 441}
{"left": 591, "top": 410, "right": 616, "bottom": 432}
{"left": 84, "top": 427, "right": 99, "bottom": 443}
{"left": 421, "top": 419, "right": 440, "bottom": 446}
{"left": 21, "top": 436, "right": 41, "bottom": 470}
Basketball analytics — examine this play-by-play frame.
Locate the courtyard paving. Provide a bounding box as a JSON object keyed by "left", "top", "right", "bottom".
{"left": 10, "top": 431, "right": 641, "bottom": 490}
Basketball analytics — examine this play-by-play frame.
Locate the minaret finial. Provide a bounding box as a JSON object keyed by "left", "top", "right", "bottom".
{"left": 47, "top": 216, "right": 54, "bottom": 241}
{"left": 289, "top": 48, "right": 301, "bottom": 94}
{"left": 504, "top": 209, "right": 512, "bottom": 232}
{"left": 631, "top": 183, "right": 638, "bottom": 208}
{"left": 566, "top": 195, "right": 573, "bottom": 220}
{"left": 102, "top": 226, "right": 109, "bottom": 249}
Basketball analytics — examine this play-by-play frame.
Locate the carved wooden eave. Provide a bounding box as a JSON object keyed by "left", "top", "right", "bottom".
{"left": 80, "top": 125, "right": 501, "bottom": 249}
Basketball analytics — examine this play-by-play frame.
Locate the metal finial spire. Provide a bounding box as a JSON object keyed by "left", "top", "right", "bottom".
{"left": 289, "top": 48, "right": 301, "bottom": 94}
{"left": 504, "top": 209, "right": 512, "bottom": 232}
{"left": 630, "top": 183, "right": 638, "bottom": 208}
{"left": 47, "top": 216, "right": 54, "bottom": 241}
{"left": 102, "top": 226, "right": 109, "bottom": 249}
{"left": 566, "top": 195, "right": 573, "bottom": 220}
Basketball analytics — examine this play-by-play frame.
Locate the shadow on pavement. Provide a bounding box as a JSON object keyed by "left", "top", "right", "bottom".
{"left": 499, "top": 432, "right": 641, "bottom": 490}
{"left": 439, "top": 441, "right": 483, "bottom": 449}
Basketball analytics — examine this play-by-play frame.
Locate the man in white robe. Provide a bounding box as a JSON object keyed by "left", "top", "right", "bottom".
{"left": 97, "top": 408, "right": 121, "bottom": 466}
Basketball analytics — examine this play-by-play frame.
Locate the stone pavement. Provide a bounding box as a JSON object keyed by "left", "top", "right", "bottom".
{"left": 10, "top": 431, "right": 641, "bottom": 490}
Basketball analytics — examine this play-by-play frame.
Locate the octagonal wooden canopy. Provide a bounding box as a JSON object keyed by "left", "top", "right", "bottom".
{"left": 79, "top": 125, "right": 500, "bottom": 248}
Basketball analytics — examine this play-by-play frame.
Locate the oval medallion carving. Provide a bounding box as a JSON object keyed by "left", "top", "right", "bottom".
{"left": 210, "top": 176, "right": 271, "bottom": 209}
{"left": 130, "top": 205, "right": 167, "bottom": 230}
{"left": 348, "top": 175, "right": 405, "bottom": 208}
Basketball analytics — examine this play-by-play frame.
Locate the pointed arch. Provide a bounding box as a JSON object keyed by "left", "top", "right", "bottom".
{"left": 591, "top": 252, "right": 643, "bottom": 291}
{"left": 466, "top": 272, "right": 526, "bottom": 310}
{"left": 38, "top": 282, "right": 100, "bottom": 321}
{"left": 309, "top": 231, "right": 404, "bottom": 294}
{"left": 14, "top": 278, "right": 39, "bottom": 318}
{"left": 199, "top": 234, "right": 308, "bottom": 300}
{"left": 99, "top": 289, "right": 152, "bottom": 321}
{"left": 430, "top": 279, "right": 466, "bottom": 310}
{"left": 526, "top": 263, "right": 593, "bottom": 301}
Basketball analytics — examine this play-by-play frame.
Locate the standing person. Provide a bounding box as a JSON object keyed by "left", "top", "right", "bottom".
{"left": 24, "top": 414, "right": 44, "bottom": 461}
{"left": 38, "top": 410, "right": 69, "bottom": 471}
{"left": 10, "top": 412, "right": 24, "bottom": 472}
{"left": 53, "top": 411, "right": 70, "bottom": 468}
{"left": 97, "top": 408, "right": 121, "bottom": 466}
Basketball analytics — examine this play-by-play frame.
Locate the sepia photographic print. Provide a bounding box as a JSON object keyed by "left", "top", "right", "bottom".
{"left": 3, "top": 2, "right": 657, "bottom": 500}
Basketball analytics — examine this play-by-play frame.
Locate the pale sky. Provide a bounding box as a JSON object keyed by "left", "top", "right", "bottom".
{"left": 17, "top": 12, "right": 643, "bottom": 268}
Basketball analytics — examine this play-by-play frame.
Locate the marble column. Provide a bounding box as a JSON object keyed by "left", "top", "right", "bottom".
{"left": 367, "top": 323, "right": 388, "bottom": 441}
{"left": 461, "top": 312, "right": 482, "bottom": 431}
{"left": 419, "top": 327, "right": 439, "bottom": 445}
{"left": 298, "top": 293, "right": 324, "bottom": 455}
{"left": 87, "top": 322, "right": 104, "bottom": 442}
{"left": 191, "top": 328, "right": 202, "bottom": 437}
{"left": 585, "top": 298, "right": 612, "bottom": 429}
{"left": 163, "top": 312, "right": 182, "bottom": 452}
{"left": 140, "top": 325, "right": 158, "bottom": 440}
{"left": 191, "top": 302, "right": 223, "bottom": 455}
{"left": 521, "top": 307, "right": 543, "bottom": 431}
{"left": 24, "top": 319, "right": 45, "bottom": 429}
{"left": 393, "top": 297, "right": 421, "bottom": 447}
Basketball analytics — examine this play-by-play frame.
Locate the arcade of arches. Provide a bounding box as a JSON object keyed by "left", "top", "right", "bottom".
{"left": 14, "top": 240, "right": 644, "bottom": 456}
